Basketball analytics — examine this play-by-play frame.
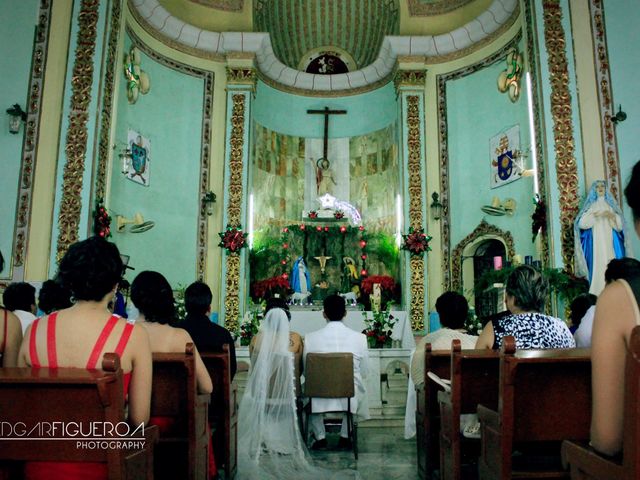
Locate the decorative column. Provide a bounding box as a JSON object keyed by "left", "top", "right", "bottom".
{"left": 541, "top": 1, "right": 580, "bottom": 272}
{"left": 221, "top": 64, "right": 256, "bottom": 332}
{"left": 395, "top": 67, "right": 427, "bottom": 331}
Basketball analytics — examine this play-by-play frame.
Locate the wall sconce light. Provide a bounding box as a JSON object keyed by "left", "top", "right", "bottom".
{"left": 611, "top": 104, "right": 627, "bottom": 125}
{"left": 430, "top": 192, "right": 443, "bottom": 221}
{"left": 117, "top": 146, "right": 132, "bottom": 174}
{"left": 6, "top": 104, "right": 26, "bottom": 134}
{"left": 116, "top": 212, "right": 155, "bottom": 233}
{"left": 203, "top": 191, "right": 217, "bottom": 216}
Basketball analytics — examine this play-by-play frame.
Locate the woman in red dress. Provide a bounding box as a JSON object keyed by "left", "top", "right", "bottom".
{"left": 18, "top": 236, "right": 153, "bottom": 479}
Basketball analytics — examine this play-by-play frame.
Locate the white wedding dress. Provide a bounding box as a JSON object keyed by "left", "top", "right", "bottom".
{"left": 236, "top": 308, "right": 359, "bottom": 479}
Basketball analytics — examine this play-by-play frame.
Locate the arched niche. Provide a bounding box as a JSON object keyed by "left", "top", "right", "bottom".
{"left": 451, "top": 220, "right": 515, "bottom": 306}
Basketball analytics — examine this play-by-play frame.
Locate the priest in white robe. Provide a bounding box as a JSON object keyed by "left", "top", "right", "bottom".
{"left": 303, "top": 294, "right": 370, "bottom": 447}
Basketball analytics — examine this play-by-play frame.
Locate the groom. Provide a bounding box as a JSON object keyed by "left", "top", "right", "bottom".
{"left": 304, "top": 294, "right": 370, "bottom": 449}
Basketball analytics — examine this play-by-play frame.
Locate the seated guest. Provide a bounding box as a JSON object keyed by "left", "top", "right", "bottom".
{"left": 410, "top": 291, "right": 478, "bottom": 386}
{"left": 591, "top": 163, "right": 640, "bottom": 456}
{"left": 304, "top": 294, "right": 369, "bottom": 450}
{"left": 0, "top": 307, "right": 22, "bottom": 367}
{"left": 183, "top": 281, "right": 237, "bottom": 379}
{"left": 3, "top": 281, "right": 37, "bottom": 333}
{"left": 38, "top": 279, "right": 72, "bottom": 315}
{"left": 476, "top": 265, "right": 575, "bottom": 350}
{"left": 250, "top": 297, "right": 303, "bottom": 376}
{"left": 574, "top": 258, "right": 640, "bottom": 348}
{"left": 130, "top": 271, "right": 213, "bottom": 394}
{"left": 130, "top": 270, "right": 216, "bottom": 477}
{"left": 570, "top": 293, "right": 597, "bottom": 346}
{"left": 18, "top": 236, "right": 153, "bottom": 479}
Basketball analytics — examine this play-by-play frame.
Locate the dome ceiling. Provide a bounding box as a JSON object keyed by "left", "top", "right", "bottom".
{"left": 254, "top": 0, "right": 399, "bottom": 71}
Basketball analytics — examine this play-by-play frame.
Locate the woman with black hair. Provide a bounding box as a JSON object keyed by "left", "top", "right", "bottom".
{"left": 475, "top": 265, "right": 575, "bottom": 350}
{"left": 590, "top": 161, "right": 640, "bottom": 456}
{"left": 17, "top": 236, "right": 153, "bottom": 479}
{"left": 130, "top": 270, "right": 212, "bottom": 394}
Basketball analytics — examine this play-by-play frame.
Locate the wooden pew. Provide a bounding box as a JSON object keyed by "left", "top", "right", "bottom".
{"left": 415, "top": 343, "right": 451, "bottom": 479}
{"left": 561, "top": 325, "right": 640, "bottom": 480}
{"left": 477, "top": 337, "right": 591, "bottom": 480}
{"left": 437, "top": 341, "right": 500, "bottom": 480}
{"left": 151, "top": 343, "right": 210, "bottom": 480}
{"left": 201, "top": 345, "right": 238, "bottom": 480}
{"left": 0, "top": 353, "right": 158, "bottom": 480}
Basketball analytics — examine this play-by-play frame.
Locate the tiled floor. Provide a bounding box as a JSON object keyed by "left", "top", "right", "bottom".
{"left": 308, "top": 427, "right": 420, "bottom": 480}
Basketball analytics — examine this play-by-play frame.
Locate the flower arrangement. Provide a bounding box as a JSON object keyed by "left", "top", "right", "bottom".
{"left": 173, "top": 284, "right": 187, "bottom": 323}
{"left": 401, "top": 227, "right": 432, "bottom": 255}
{"left": 362, "top": 310, "right": 398, "bottom": 348}
{"left": 238, "top": 312, "right": 261, "bottom": 346}
{"left": 218, "top": 224, "right": 247, "bottom": 253}
{"left": 531, "top": 194, "right": 546, "bottom": 242}
{"left": 361, "top": 275, "right": 396, "bottom": 295}
{"left": 250, "top": 275, "right": 291, "bottom": 302}
{"left": 93, "top": 198, "right": 112, "bottom": 238}
{"left": 463, "top": 309, "right": 484, "bottom": 336}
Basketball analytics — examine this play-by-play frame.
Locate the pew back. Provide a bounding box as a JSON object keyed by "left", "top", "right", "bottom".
{"left": 416, "top": 343, "right": 451, "bottom": 479}
{"left": 151, "top": 344, "right": 209, "bottom": 480}
{"left": 201, "top": 346, "right": 238, "bottom": 480}
{"left": 0, "top": 354, "right": 156, "bottom": 479}
{"left": 438, "top": 342, "right": 500, "bottom": 480}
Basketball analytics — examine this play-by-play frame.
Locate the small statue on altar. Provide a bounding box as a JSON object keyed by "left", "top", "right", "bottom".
{"left": 290, "top": 256, "right": 311, "bottom": 294}
{"left": 341, "top": 257, "right": 361, "bottom": 296}
{"left": 371, "top": 283, "right": 382, "bottom": 313}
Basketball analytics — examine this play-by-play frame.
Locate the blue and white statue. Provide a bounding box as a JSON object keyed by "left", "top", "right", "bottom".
{"left": 574, "top": 180, "right": 631, "bottom": 295}
{"left": 290, "top": 256, "right": 311, "bottom": 294}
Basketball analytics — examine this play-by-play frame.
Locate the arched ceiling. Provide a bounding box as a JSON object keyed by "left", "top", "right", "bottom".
{"left": 133, "top": 0, "right": 519, "bottom": 94}
{"left": 254, "top": 0, "right": 399, "bottom": 71}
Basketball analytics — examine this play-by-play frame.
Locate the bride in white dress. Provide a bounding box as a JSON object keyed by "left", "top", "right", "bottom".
{"left": 236, "top": 308, "right": 358, "bottom": 479}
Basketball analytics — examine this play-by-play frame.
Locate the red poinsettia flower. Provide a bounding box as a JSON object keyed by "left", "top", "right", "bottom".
{"left": 218, "top": 225, "right": 247, "bottom": 253}
{"left": 401, "top": 228, "right": 432, "bottom": 255}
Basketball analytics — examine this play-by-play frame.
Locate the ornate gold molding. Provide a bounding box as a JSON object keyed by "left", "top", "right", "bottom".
{"left": 394, "top": 69, "right": 426, "bottom": 90}
{"left": 405, "top": 94, "right": 425, "bottom": 330}
{"left": 589, "top": 0, "right": 621, "bottom": 203}
{"left": 56, "top": 0, "right": 100, "bottom": 263}
{"left": 224, "top": 93, "right": 247, "bottom": 332}
{"left": 542, "top": 0, "right": 579, "bottom": 272}
{"left": 120, "top": 27, "right": 214, "bottom": 281}
{"left": 10, "top": 0, "right": 53, "bottom": 274}
{"left": 95, "top": 0, "right": 122, "bottom": 203}
{"left": 437, "top": 32, "right": 524, "bottom": 289}
{"left": 226, "top": 67, "right": 256, "bottom": 86}
{"left": 450, "top": 220, "right": 516, "bottom": 292}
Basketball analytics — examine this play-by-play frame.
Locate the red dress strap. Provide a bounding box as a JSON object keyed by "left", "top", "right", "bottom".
{"left": 86, "top": 315, "right": 120, "bottom": 370}
{"left": 1, "top": 309, "right": 7, "bottom": 355}
{"left": 47, "top": 312, "right": 58, "bottom": 368}
{"left": 29, "top": 317, "right": 42, "bottom": 368}
{"left": 114, "top": 322, "right": 134, "bottom": 358}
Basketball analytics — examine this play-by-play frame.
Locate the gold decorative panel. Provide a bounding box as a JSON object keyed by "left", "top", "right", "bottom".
{"left": 56, "top": 0, "right": 101, "bottom": 263}
{"left": 589, "top": 0, "right": 621, "bottom": 203}
{"left": 394, "top": 69, "right": 427, "bottom": 90}
{"left": 223, "top": 92, "right": 248, "bottom": 332}
{"left": 542, "top": 1, "right": 579, "bottom": 272}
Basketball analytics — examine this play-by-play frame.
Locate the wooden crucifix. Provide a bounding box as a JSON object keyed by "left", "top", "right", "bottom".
{"left": 306, "top": 106, "right": 347, "bottom": 162}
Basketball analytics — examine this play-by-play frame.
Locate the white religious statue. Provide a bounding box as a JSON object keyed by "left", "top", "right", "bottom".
{"left": 315, "top": 158, "right": 336, "bottom": 196}
{"left": 574, "top": 180, "right": 631, "bottom": 295}
{"left": 290, "top": 256, "right": 310, "bottom": 294}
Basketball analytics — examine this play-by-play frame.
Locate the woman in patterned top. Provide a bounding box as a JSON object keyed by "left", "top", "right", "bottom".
{"left": 475, "top": 265, "right": 575, "bottom": 350}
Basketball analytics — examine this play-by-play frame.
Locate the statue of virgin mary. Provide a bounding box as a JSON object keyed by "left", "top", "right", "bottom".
{"left": 574, "top": 180, "right": 632, "bottom": 294}
{"left": 290, "top": 256, "right": 311, "bottom": 294}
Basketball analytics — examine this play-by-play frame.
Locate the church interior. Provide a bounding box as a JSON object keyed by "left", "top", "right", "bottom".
{"left": 1, "top": 0, "right": 640, "bottom": 479}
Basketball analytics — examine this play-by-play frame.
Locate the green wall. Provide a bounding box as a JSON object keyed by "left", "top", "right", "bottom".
{"left": 109, "top": 34, "right": 204, "bottom": 287}
{"left": 0, "top": 0, "right": 39, "bottom": 277}
{"left": 253, "top": 80, "right": 397, "bottom": 139}
{"left": 446, "top": 51, "right": 537, "bottom": 261}
{"left": 605, "top": 1, "right": 640, "bottom": 256}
